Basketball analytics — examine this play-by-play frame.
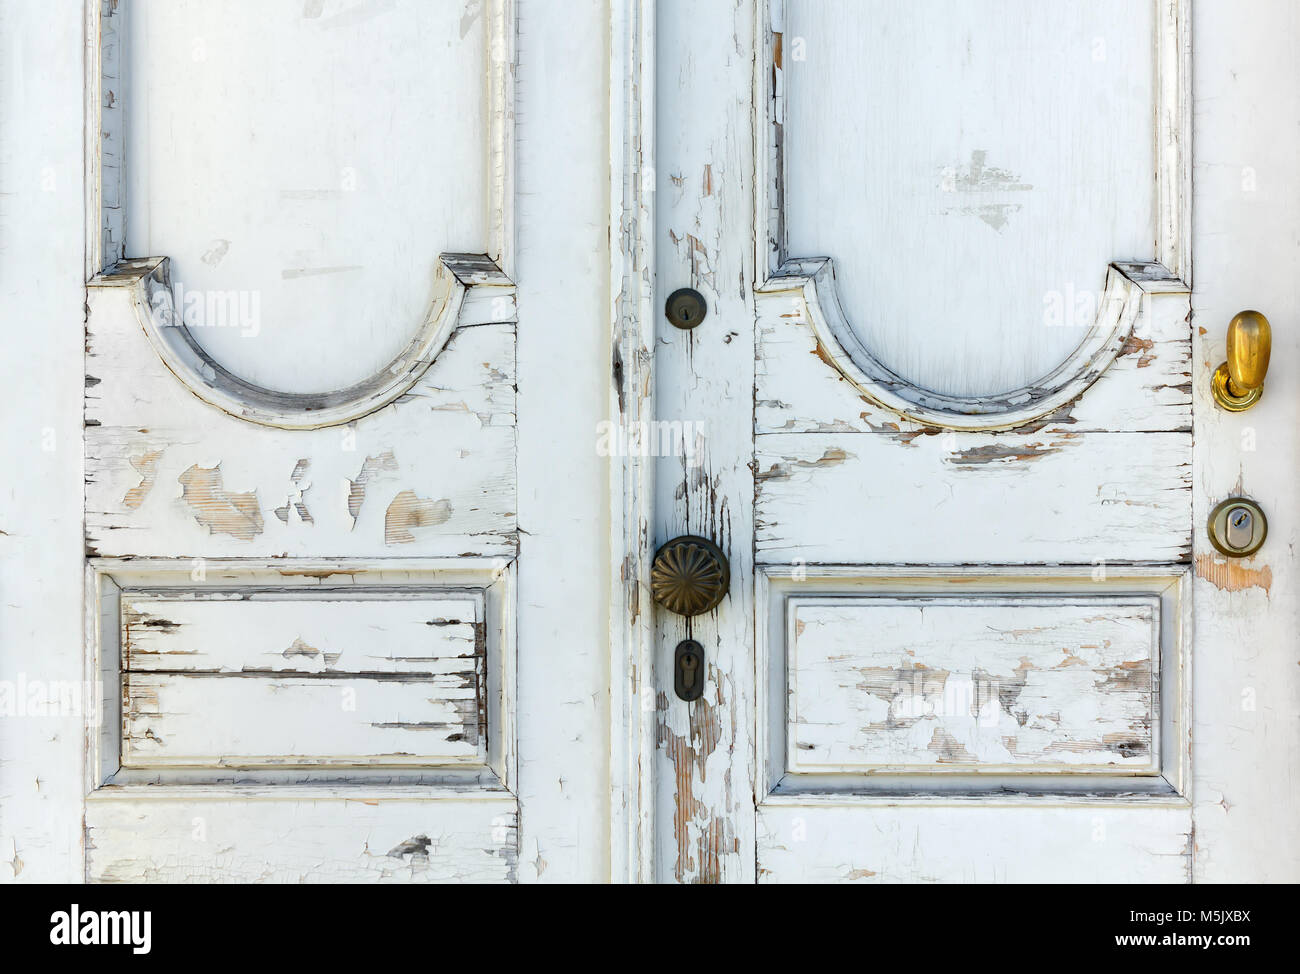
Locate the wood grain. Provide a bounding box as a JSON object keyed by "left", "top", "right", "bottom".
{"left": 86, "top": 797, "right": 518, "bottom": 883}
{"left": 755, "top": 431, "right": 1192, "bottom": 564}
{"left": 789, "top": 598, "right": 1159, "bottom": 773}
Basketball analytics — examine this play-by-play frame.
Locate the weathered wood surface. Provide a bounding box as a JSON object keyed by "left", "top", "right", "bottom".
{"left": 755, "top": 431, "right": 1192, "bottom": 565}
{"left": 0, "top": 0, "right": 88, "bottom": 883}
{"left": 652, "top": 0, "right": 758, "bottom": 883}
{"left": 1189, "top": 0, "right": 1300, "bottom": 882}
{"left": 118, "top": 595, "right": 486, "bottom": 768}
{"left": 85, "top": 276, "right": 517, "bottom": 559}
{"left": 122, "top": 596, "right": 481, "bottom": 674}
{"left": 738, "top": 0, "right": 1201, "bottom": 884}
{"left": 122, "top": 673, "right": 484, "bottom": 768}
{"left": 85, "top": 797, "right": 518, "bottom": 883}
{"left": 3, "top": 0, "right": 1298, "bottom": 888}
{"left": 756, "top": 283, "right": 1193, "bottom": 435}
{"left": 121, "top": 0, "right": 490, "bottom": 392}
{"left": 607, "top": 0, "right": 659, "bottom": 883}
{"left": 789, "top": 598, "right": 1159, "bottom": 773}
{"left": 757, "top": 804, "right": 1191, "bottom": 883}
{"left": 782, "top": 0, "right": 1158, "bottom": 399}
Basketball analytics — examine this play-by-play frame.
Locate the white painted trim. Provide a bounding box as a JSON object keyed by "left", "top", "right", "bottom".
{"left": 1156, "top": 0, "right": 1193, "bottom": 285}
{"left": 759, "top": 259, "right": 1161, "bottom": 431}
{"left": 488, "top": 0, "right": 517, "bottom": 278}
{"left": 754, "top": 0, "right": 1192, "bottom": 431}
{"left": 607, "top": 0, "right": 657, "bottom": 885}
{"left": 87, "top": 254, "right": 514, "bottom": 430}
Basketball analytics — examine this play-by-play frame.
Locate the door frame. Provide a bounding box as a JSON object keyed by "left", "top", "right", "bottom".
{"left": 607, "top": 0, "right": 658, "bottom": 884}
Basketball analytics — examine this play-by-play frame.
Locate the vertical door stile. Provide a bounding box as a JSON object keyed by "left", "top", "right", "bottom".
{"left": 653, "top": 0, "right": 758, "bottom": 883}
{"left": 608, "top": 0, "right": 658, "bottom": 884}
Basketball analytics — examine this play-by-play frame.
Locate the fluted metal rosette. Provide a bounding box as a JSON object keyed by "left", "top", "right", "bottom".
{"left": 650, "top": 535, "right": 730, "bottom": 617}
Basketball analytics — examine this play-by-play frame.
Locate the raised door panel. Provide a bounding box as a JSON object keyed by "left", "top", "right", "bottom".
{"left": 120, "top": 595, "right": 487, "bottom": 768}
{"left": 788, "top": 597, "right": 1160, "bottom": 774}
{"left": 82, "top": 0, "right": 521, "bottom": 884}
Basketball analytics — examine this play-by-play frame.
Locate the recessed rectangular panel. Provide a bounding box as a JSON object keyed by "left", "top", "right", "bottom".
{"left": 788, "top": 596, "right": 1160, "bottom": 774}
{"left": 120, "top": 594, "right": 486, "bottom": 768}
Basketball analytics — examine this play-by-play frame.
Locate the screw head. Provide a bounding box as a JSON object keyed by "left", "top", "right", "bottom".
{"left": 665, "top": 288, "right": 708, "bottom": 330}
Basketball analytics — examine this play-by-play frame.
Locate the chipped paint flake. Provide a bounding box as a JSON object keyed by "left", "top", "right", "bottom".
{"left": 1195, "top": 553, "right": 1272, "bottom": 596}
{"left": 177, "top": 464, "right": 264, "bottom": 540}
{"left": 384, "top": 490, "right": 453, "bottom": 544}
{"left": 273, "top": 458, "right": 314, "bottom": 525}
{"left": 347, "top": 451, "right": 399, "bottom": 528}
{"left": 122, "top": 449, "right": 163, "bottom": 510}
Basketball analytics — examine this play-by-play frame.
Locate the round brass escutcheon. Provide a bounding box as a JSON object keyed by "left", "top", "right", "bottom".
{"left": 1211, "top": 362, "right": 1263, "bottom": 412}
{"left": 651, "top": 535, "right": 730, "bottom": 616}
{"left": 665, "top": 288, "right": 708, "bottom": 330}
{"left": 1207, "top": 497, "right": 1268, "bottom": 558}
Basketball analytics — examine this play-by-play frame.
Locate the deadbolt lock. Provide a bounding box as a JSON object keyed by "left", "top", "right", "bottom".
{"left": 1207, "top": 497, "right": 1268, "bottom": 558}
{"left": 665, "top": 288, "right": 708, "bottom": 330}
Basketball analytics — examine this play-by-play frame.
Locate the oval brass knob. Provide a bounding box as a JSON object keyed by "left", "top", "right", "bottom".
{"left": 651, "top": 535, "right": 730, "bottom": 617}
{"left": 1213, "top": 310, "right": 1272, "bottom": 411}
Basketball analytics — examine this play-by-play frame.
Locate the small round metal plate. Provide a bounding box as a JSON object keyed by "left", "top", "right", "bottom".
{"left": 1207, "top": 497, "right": 1268, "bottom": 558}
{"left": 665, "top": 288, "right": 707, "bottom": 330}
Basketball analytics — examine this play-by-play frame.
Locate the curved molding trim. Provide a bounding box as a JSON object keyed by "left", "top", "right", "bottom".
{"left": 752, "top": 0, "right": 1191, "bottom": 432}
{"left": 90, "top": 254, "right": 514, "bottom": 430}
{"left": 757, "top": 258, "right": 1165, "bottom": 432}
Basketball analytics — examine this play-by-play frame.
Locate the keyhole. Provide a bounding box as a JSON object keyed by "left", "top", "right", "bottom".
{"left": 680, "top": 652, "right": 698, "bottom": 688}
{"left": 665, "top": 288, "right": 707, "bottom": 330}
{"left": 1226, "top": 506, "right": 1254, "bottom": 550}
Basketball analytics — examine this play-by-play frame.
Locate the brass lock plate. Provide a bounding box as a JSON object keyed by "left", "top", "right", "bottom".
{"left": 1207, "top": 497, "right": 1267, "bottom": 558}
{"left": 674, "top": 640, "right": 705, "bottom": 702}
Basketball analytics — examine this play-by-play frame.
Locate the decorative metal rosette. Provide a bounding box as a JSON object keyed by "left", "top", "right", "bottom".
{"left": 650, "top": 535, "right": 730, "bottom": 617}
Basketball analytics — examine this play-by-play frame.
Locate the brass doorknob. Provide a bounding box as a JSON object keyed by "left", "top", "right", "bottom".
{"left": 1212, "top": 310, "right": 1272, "bottom": 411}
{"left": 651, "top": 535, "right": 730, "bottom": 616}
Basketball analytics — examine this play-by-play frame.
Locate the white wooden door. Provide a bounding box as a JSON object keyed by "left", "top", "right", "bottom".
{"left": 636, "top": 0, "right": 1300, "bottom": 882}
{"left": 3, "top": 0, "right": 1298, "bottom": 888}
{"left": 2, "top": 0, "right": 611, "bottom": 883}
